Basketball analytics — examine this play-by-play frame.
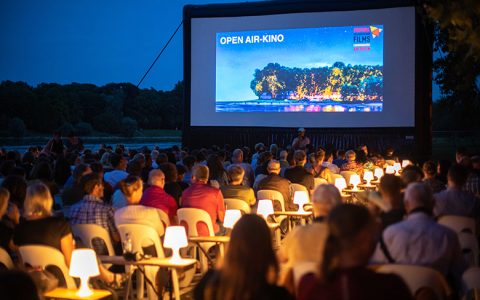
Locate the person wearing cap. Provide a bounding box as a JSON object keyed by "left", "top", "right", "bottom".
{"left": 292, "top": 128, "right": 310, "bottom": 151}
{"left": 255, "top": 160, "right": 293, "bottom": 211}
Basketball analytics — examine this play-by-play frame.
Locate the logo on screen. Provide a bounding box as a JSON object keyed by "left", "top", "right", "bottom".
{"left": 353, "top": 27, "right": 371, "bottom": 51}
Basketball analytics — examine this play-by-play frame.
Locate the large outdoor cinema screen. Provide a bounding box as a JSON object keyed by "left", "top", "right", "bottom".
{"left": 188, "top": 5, "right": 416, "bottom": 128}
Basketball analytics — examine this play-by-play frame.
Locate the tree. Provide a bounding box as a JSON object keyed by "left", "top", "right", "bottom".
{"left": 121, "top": 117, "right": 138, "bottom": 137}
{"left": 8, "top": 118, "right": 26, "bottom": 138}
{"left": 74, "top": 122, "right": 93, "bottom": 136}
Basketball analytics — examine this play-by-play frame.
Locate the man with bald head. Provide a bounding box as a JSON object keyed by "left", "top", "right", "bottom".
{"left": 256, "top": 160, "right": 293, "bottom": 211}
{"left": 231, "top": 148, "right": 254, "bottom": 187}
{"left": 140, "top": 169, "right": 178, "bottom": 224}
{"left": 372, "top": 182, "right": 465, "bottom": 284}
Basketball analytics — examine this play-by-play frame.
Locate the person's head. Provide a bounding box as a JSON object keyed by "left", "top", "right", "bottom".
{"left": 312, "top": 184, "right": 342, "bottom": 218}
{"left": 257, "top": 151, "right": 273, "bottom": 166}
{"left": 298, "top": 127, "right": 306, "bottom": 137}
{"left": 72, "top": 163, "right": 92, "bottom": 185}
{"left": 119, "top": 175, "right": 143, "bottom": 204}
{"left": 127, "top": 159, "right": 143, "bottom": 177}
{"left": 24, "top": 181, "right": 53, "bottom": 218}
{"left": 422, "top": 161, "right": 437, "bottom": 178}
{"left": 313, "top": 149, "right": 326, "bottom": 165}
{"left": 294, "top": 150, "right": 307, "bottom": 167}
{"left": 0, "top": 188, "right": 10, "bottom": 217}
{"left": 379, "top": 174, "right": 402, "bottom": 199}
{"left": 401, "top": 165, "right": 424, "bottom": 186}
{"left": 80, "top": 172, "right": 104, "bottom": 198}
{"left": 455, "top": 147, "right": 468, "bottom": 164}
{"left": 279, "top": 150, "right": 288, "bottom": 161}
{"left": 89, "top": 162, "right": 104, "bottom": 176}
{"left": 156, "top": 153, "right": 169, "bottom": 165}
{"left": 207, "top": 154, "right": 225, "bottom": 180}
{"left": 254, "top": 143, "right": 265, "bottom": 154}
{"left": 1, "top": 175, "right": 27, "bottom": 209}
{"left": 148, "top": 169, "right": 166, "bottom": 189}
{"left": 385, "top": 146, "right": 395, "bottom": 157}
{"left": 267, "top": 160, "right": 281, "bottom": 175}
{"left": 358, "top": 144, "right": 368, "bottom": 156}
{"left": 447, "top": 164, "right": 469, "bottom": 188}
{"left": 472, "top": 156, "right": 480, "bottom": 170}
{"left": 227, "top": 165, "right": 245, "bottom": 185}
{"left": 30, "top": 161, "right": 53, "bottom": 181}
{"left": 207, "top": 214, "right": 277, "bottom": 299}
{"left": 322, "top": 204, "right": 378, "bottom": 280}
{"left": 110, "top": 153, "right": 127, "bottom": 170}
{"left": 232, "top": 149, "right": 244, "bottom": 164}
{"left": 336, "top": 150, "right": 346, "bottom": 160}
{"left": 192, "top": 165, "right": 209, "bottom": 184}
{"left": 176, "top": 164, "right": 187, "bottom": 181}
{"left": 158, "top": 162, "right": 177, "bottom": 183}
{"left": 403, "top": 182, "right": 434, "bottom": 214}
{"left": 182, "top": 155, "right": 195, "bottom": 171}
{"left": 345, "top": 150, "right": 356, "bottom": 162}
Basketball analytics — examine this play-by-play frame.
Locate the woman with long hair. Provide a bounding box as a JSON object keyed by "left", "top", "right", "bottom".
{"left": 298, "top": 204, "right": 412, "bottom": 300}
{"left": 195, "top": 214, "right": 293, "bottom": 300}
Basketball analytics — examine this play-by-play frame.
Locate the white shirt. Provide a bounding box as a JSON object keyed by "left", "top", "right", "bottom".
{"left": 371, "top": 212, "right": 466, "bottom": 279}
{"left": 104, "top": 169, "right": 128, "bottom": 188}
{"left": 114, "top": 205, "right": 165, "bottom": 237}
{"left": 433, "top": 187, "right": 479, "bottom": 218}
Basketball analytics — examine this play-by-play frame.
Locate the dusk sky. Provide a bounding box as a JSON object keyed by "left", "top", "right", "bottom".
{"left": 1, "top": 1, "right": 440, "bottom": 99}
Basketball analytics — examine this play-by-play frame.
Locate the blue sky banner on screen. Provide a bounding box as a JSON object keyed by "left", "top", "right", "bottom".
{"left": 215, "top": 25, "right": 384, "bottom": 113}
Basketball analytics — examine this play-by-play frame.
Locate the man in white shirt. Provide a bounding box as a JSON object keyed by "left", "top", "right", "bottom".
{"left": 371, "top": 182, "right": 466, "bottom": 285}
{"left": 104, "top": 153, "right": 128, "bottom": 189}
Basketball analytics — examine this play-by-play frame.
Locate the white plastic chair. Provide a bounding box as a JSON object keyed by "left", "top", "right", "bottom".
{"left": 313, "top": 177, "right": 328, "bottom": 189}
{"left": 290, "top": 183, "right": 310, "bottom": 201}
{"left": 376, "top": 264, "right": 452, "bottom": 300}
{"left": 0, "top": 247, "right": 14, "bottom": 269}
{"left": 177, "top": 208, "right": 216, "bottom": 273}
{"left": 438, "top": 215, "right": 476, "bottom": 236}
{"left": 18, "top": 245, "right": 77, "bottom": 289}
{"left": 257, "top": 189, "right": 286, "bottom": 212}
{"left": 340, "top": 171, "right": 357, "bottom": 186}
{"left": 459, "top": 232, "right": 479, "bottom": 267}
{"left": 156, "top": 208, "right": 171, "bottom": 228}
{"left": 71, "top": 223, "right": 116, "bottom": 269}
{"left": 117, "top": 223, "right": 164, "bottom": 300}
{"left": 224, "top": 198, "right": 251, "bottom": 214}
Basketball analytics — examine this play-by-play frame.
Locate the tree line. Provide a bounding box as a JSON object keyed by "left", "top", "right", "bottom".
{"left": 250, "top": 62, "right": 383, "bottom": 101}
{"left": 0, "top": 81, "right": 184, "bottom": 137}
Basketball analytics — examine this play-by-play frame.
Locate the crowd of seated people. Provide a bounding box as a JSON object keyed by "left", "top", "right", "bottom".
{"left": 0, "top": 137, "right": 478, "bottom": 299}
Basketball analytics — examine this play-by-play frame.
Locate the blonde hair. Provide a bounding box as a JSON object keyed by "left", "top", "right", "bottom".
{"left": 24, "top": 182, "right": 53, "bottom": 217}
{"left": 0, "top": 188, "right": 10, "bottom": 217}
{"left": 119, "top": 175, "right": 143, "bottom": 198}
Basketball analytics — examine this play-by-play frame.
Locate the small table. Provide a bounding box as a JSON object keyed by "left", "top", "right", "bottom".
{"left": 273, "top": 211, "right": 313, "bottom": 228}
{"left": 44, "top": 288, "right": 111, "bottom": 300}
{"left": 188, "top": 236, "right": 230, "bottom": 264}
{"left": 358, "top": 183, "right": 377, "bottom": 191}
{"left": 99, "top": 256, "right": 196, "bottom": 300}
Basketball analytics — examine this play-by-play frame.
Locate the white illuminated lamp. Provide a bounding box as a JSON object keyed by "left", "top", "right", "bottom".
{"left": 257, "top": 199, "right": 274, "bottom": 220}
{"left": 393, "top": 162, "right": 402, "bottom": 175}
{"left": 223, "top": 209, "right": 242, "bottom": 229}
{"left": 402, "top": 160, "right": 411, "bottom": 168}
{"left": 374, "top": 168, "right": 384, "bottom": 180}
{"left": 69, "top": 249, "right": 100, "bottom": 297}
{"left": 363, "top": 171, "right": 374, "bottom": 186}
{"left": 163, "top": 226, "right": 188, "bottom": 263}
{"left": 385, "top": 165, "right": 395, "bottom": 174}
{"left": 335, "top": 177, "right": 347, "bottom": 194}
{"left": 349, "top": 174, "right": 361, "bottom": 190}
{"left": 293, "top": 191, "right": 309, "bottom": 214}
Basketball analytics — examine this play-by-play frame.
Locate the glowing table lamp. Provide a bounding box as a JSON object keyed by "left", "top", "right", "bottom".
{"left": 349, "top": 174, "right": 361, "bottom": 190}
{"left": 374, "top": 168, "right": 384, "bottom": 180}
{"left": 223, "top": 209, "right": 242, "bottom": 229}
{"left": 363, "top": 171, "right": 374, "bottom": 186}
{"left": 385, "top": 165, "right": 395, "bottom": 174}
{"left": 69, "top": 249, "right": 100, "bottom": 297}
{"left": 335, "top": 178, "right": 347, "bottom": 194}
{"left": 402, "top": 160, "right": 411, "bottom": 168}
{"left": 393, "top": 163, "right": 402, "bottom": 175}
{"left": 163, "top": 226, "right": 188, "bottom": 263}
{"left": 257, "top": 199, "right": 274, "bottom": 220}
{"left": 294, "top": 191, "right": 309, "bottom": 213}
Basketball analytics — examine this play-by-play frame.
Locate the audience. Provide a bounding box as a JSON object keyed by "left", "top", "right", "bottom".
{"left": 340, "top": 150, "right": 363, "bottom": 175}
{"left": 230, "top": 149, "right": 255, "bottom": 187}
{"left": 195, "top": 214, "right": 293, "bottom": 300}
{"left": 158, "top": 162, "right": 183, "bottom": 206}
{"left": 375, "top": 174, "right": 405, "bottom": 229}
{"left": 422, "top": 160, "right": 445, "bottom": 193}
{"left": 298, "top": 204, "right": 412, "bottom": 300}
{"left": 182, "top": 165, "right": 226, "bottom": 236}
{"left": 103, "top": 153, "right": 128, "bottom": 189}
{"left": 141, "top": 169, "right": 178, "bottom": 225}
{"left": 256, "top": 160, "right": 293, "bottom": 211}
{"left": 284, "top": 150, "right": 315, "bottom": 192}
{"left": 305, "top": 149, "right": 333, "bottom": 183}
{"left": 220, "top": 165, "right": 256, "bottom": 206}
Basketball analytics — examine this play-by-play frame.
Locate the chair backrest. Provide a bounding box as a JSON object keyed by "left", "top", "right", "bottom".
{"left": 376, "top": 264, "right": 452, "bottom": 300}
{"left": 290, "top": 183, "right": 310, "bottom": 203}
{"left": 257, "top": 189, "right": 285, "bottom": 211}
{"left": 458, "top": 232, "right": 479, "bottom": 267}
{"left": 313, "top": 178, "right": 328, "bottom": 189}
{"left": 0, "top": 247, "right": 14, "bottom": 269}
{"left": 385, "top": 160, "right": 396, "bottom": 166}
{"left": 463, "top": 267, "right": 480, "bottom": 290}
{"left": 224, "top": 198, "right": 251, "bottom": 214}
{"left": 71, "top": 224, "right": 115, "bottom": 256}
{"left": 340, "top": 171, "right": 357, "bottom": 185}
{"left": 177, "top": 208, "right": 215, "bottom": 237}
{"left": 19, "top": 245, "right": 77, "bottom": 289}
{"left": 117, "top": 223, "right": 165, "bottom": 258}
{"left": 156, "top": 208, "right": 171, "bottom": 228}
{"left": 438, "top": 215, "right": 476, "bottom": 236}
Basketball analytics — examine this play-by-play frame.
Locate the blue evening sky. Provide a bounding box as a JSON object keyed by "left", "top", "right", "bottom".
{"left": 216, "top": 26, "right": 383, "bottom": 101}
{"left": 0, "top": 1, "right": 440, "bottom": 99}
